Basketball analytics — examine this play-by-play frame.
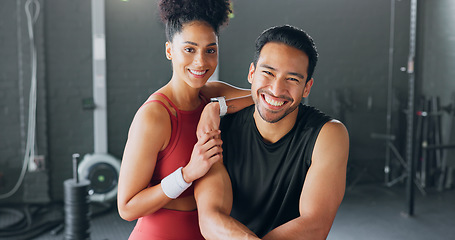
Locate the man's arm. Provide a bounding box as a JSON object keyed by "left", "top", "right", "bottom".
{"left": 194, "top": 162, "right": 260, "bottom": 240}
{"left": 263, "top": 120, "right": 349, "bottom": 240}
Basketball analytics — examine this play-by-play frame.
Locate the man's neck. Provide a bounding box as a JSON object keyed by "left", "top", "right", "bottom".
{"left": 253, "top": 107, "right": 299, "bottom": 144}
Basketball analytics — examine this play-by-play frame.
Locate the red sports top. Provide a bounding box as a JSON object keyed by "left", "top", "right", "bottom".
{"left": 128, "top": 93, "right": 207, "bottom": 239}
{"left": 146, "top": 93, "right": 208, "bottom": 198}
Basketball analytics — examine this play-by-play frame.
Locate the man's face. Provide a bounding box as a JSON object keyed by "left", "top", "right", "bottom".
{"left": 248, "top": 42, "right": 313, "bottom": 123}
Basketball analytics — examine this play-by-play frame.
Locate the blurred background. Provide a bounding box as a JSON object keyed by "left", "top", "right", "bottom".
{"left": 1, "top": 0, "right": 454, "bottom": 239}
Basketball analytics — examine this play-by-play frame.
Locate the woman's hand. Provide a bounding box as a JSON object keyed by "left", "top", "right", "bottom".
{"left": 183, "top": 102, "right": 222, "bottom": 183}
{"left": 182, "top": 130, "right": 223, "bottom": 183}
{"left": 196, "top": 102, "right": 221, "bottom": 140}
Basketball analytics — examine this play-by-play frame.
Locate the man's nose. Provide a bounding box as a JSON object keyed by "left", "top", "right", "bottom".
{"left": 270, "top": 78, "right": 286, "bottom": 96}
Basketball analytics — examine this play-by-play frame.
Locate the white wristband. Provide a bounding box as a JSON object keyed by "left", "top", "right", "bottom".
{"left": 211, "top": 96, "right": 228, "bottom": 117}
{"left": 161, "top": 167, "right": 192, "bottom": 199}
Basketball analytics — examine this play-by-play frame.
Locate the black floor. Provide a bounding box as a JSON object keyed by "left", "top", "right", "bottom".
{"left": 1, "top": 182, "right": 454, "bottom": 240}
{"left": 328, "top": 183, "right": 455, "bottom": 240}
{"left": 0, "top": 202, "right": 135, "bottom": 240}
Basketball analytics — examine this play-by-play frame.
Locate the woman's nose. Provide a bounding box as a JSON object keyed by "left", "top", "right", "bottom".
{"left": 193, "top": 52, "right": 206, "bottom": 66}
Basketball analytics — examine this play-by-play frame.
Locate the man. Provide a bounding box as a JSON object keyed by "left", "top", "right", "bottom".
{"left": 195, "top": 25, "right": 349, "bottom": 239}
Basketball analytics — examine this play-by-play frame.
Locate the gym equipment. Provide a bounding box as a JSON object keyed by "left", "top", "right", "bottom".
{"left": 78, "top": 153, "right": 120, "bottom": 202}
{"left": 75, "top": 0, "right": 121, "bottom": 204}
{"left": 404, "top": 0, "right": 418, "bottom": 216}
{"left": 371, "top": 2, "right": 424, "bottom": 213}
{"left": 416, "top": 94, "right": 455, "bottom": 191}
{"left": 64, "top": 154, "right": 91, "bottom": 240}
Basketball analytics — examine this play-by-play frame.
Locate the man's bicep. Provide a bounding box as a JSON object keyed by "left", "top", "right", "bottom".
{"left": 194, "top": 161, "right": 233, "bottom": 214}
{"left": 299, "top": 121, "right": 349, "bottom": 220}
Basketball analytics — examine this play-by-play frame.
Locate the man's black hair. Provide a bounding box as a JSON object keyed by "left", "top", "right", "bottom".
{"left": 253, "top": 25, "right": 319, "bottom": 82}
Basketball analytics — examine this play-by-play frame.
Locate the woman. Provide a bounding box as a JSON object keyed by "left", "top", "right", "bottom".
{"left": 117, "top": 0, "right": 251, "bottom": 239}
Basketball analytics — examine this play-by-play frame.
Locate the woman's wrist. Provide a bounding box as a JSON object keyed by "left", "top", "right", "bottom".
{"left": 181, "top": 166, "right": 194, "bottom": 183}
{"left": 210, "top": 97, "right": 227, "bottom": 116}
{"left": 161, "top": 167, "right": 192, "bottom": 199}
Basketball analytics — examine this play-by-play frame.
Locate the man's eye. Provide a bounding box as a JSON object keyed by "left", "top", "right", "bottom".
{"left": 263, "top": 71, "right": 273, "bottom": 76}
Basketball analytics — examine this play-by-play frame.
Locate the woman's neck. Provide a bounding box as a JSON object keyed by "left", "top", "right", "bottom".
{"left": 163, "top": 78, "right": 202, "bottom": 111}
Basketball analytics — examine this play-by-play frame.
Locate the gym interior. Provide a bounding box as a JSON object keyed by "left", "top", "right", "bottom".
{"left": 1, "top": 0, "right": 454, "bottom": 239}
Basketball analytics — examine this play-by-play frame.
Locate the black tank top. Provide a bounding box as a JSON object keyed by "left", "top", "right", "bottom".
{"left": 220, "top": 104, "right": 332, "bottom": 237}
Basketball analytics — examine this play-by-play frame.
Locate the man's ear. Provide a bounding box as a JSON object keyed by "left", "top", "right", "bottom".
{"left": 165, "top": 41, "right": 172, "bottom": 60}
{"left": 248, "top": 62, "right": 256, "bottom": 84}
{"left": 302, "top": 78, "right": 314, "bottom": 98}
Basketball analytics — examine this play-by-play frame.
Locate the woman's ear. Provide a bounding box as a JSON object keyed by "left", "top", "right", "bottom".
{"left": 165, "top": 41, "right": 172, "bottom": 60}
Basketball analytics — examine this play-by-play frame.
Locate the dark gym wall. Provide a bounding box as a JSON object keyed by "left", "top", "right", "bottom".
{"left": 1, "top": 0, "right": 452, "bottom": 202}
{"left": 418, "top": 0, "right": 455, "bottom": 143}
{"left": 44, "top": 0, "right": 93, "bottom": 201}
{"left": 44, "top": 0, "right": 171, "bottom": 201}
{"left": 219, "top": 0, "right": 411, "bottom": 180}
{"left": 0, "top": 0, "right": 24, "bottom": 203}
{"left": 105, "top": 1, "right": 169, "bottom": 160}
{"left": 0, "top": 0, "right": 47, "bottom": 203}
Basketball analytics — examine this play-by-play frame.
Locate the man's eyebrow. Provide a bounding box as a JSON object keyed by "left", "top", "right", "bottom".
{"left": 260, "top": 64, "right": 306, "bottom": 79}
{"left": 288, "top": 72, "right": 305, "bottom": 80}
{"left": 183, "top": 41, "right": 217, "bottom": 47}
{"left": 259, "top": 64, "right": 277, "bottom": 71}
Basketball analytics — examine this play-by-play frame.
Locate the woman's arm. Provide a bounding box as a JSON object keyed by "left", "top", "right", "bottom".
{"left": 197, "top": 81, "right": 253, "bottom": 139}
{"left": 117, "top": 102, "right": 173, "bottom": 221}
{"left": 202, "top": 80, "right": 251, "bottom": 99}
{"left": 117, "top": 102, "right": 225, "bottom": 221}
{"left": 201, "top": 80, "right": 253, "bottom": 114}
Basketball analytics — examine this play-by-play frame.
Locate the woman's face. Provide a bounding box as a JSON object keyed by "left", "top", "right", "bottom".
{"left": 166, "top": 21, "right": 218, "bottom": 89}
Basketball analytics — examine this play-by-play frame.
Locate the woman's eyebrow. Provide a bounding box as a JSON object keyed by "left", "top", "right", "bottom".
{"left": 182, "top": 41, "right": 217, "bottom": 47}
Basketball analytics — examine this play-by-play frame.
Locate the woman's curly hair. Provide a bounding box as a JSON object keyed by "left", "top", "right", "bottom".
{"left": 159, "top": 0, "right": 231, "bottom": 41}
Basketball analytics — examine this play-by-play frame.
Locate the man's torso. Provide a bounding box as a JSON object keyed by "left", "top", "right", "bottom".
{"left": 220, "top": 104, "right": 331, "bottom": 237}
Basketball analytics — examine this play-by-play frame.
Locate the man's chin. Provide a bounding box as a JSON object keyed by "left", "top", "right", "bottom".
{"left": 257, "top": 108, "right": 285, "bottom": 124}
{"left": 256, "top": 104, "right": 300, "bottom": 123}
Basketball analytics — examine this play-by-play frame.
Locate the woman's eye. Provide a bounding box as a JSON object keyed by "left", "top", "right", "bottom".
{"left": 184, "top": 48, "right": 194, "bottom": 53}
{"left": 207, "top": 49, "right": 216, "bottom": 54}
